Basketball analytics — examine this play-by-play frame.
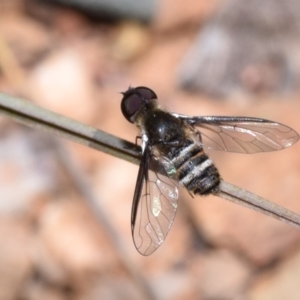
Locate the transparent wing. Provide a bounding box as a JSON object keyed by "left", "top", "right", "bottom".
{"left": 131, "top": 147, "right": 179, "bottom": 256}
{"left": 175, "top": 115, "right": 299, "bottom": 153}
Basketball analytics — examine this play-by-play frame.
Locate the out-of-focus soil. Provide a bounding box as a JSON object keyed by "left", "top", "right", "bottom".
{"left": 0, "top": 1, "right": 300, "bottom": 299}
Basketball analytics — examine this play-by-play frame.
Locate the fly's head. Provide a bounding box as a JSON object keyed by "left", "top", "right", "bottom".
{"left": 121, "top": 86, "right": 157, "bottom": 124}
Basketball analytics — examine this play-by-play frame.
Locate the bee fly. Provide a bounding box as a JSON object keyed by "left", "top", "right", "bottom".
{"left": 121, "top": 86, "right": 299, "bottom": 255}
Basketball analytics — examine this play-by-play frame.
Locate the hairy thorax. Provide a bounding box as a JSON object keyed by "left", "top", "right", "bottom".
{"left": 144, "top": 110, "right": 186, "bottom": 148}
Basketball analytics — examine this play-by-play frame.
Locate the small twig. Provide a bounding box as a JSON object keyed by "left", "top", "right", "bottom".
{"left": 218, "top": 181, "right": 300, "bottom": 229}
{"left": 44, "top": 0, "right": 156, "bottom": 22}
{"left": 0, "top": 92, "right": 158, "bottom": 299}
{"left": 0, "top": 91, "right": 300, "bottom": 230}
{"left": 0, "top": 92, "right": 141, "bottom": 165}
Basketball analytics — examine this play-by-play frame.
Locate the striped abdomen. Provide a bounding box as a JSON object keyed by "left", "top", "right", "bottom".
{"left": 168, "top": 140, "right": 220, "bottom": 195}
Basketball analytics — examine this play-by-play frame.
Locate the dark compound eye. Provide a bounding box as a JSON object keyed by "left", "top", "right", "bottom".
{"left": 121, "top": 86, "right": 157, "bottom": 123}
{"left": 121, "top": 93, "right": 143, "bottom": 122}
{"left": 134, "top": 87, "right": 157, "bottom": 101}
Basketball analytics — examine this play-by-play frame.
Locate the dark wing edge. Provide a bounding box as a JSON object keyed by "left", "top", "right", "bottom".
{"left": 174, "top": 114, "right": 299, "bottom": 153}
{"left": 131, "top": 146, "right": 179, "bottom": 256}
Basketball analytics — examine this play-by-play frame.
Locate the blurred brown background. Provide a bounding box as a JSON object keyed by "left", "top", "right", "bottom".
{"left": 1, "top": 0, "right": 300, "bottom": 299}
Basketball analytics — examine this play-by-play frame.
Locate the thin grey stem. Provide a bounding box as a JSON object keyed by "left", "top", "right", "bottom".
{"left": 0, "top": 91, "right": 300, "bottom": 229}
{"left": 217, "top": 181, "right": 300, "bottom": 229}
{"left": 0, "top": 92, "right": 141, "bottom": 165}
{"left": 0, "top": 92, "right": 158, "bottom": 299}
